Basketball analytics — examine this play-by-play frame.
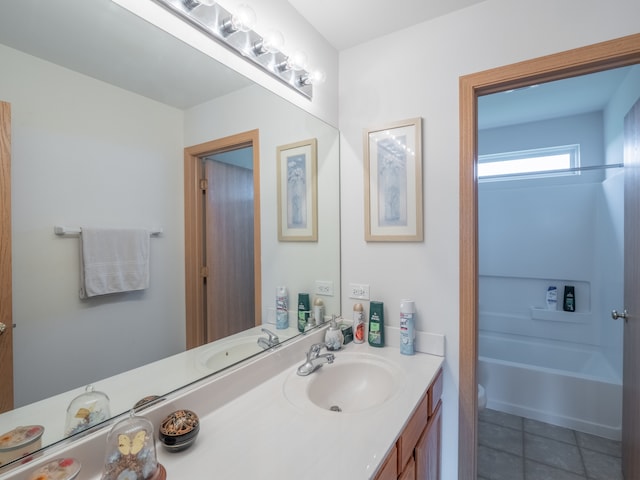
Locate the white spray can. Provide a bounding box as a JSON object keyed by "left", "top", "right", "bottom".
{"left": 276, "top": 286, "right": 288, "bottom": 329}
{"left": 400, "top": 299, "right": 415, "bottom": 355}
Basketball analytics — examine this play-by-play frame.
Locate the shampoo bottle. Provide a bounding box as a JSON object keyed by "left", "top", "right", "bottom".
{"left": 297, "top": 293, "right": 311, "bottom": 332}
{"left": 276, "top": 286, "right": 289, "bottom": 329}
{"left": 563, "top": 286, "right": 575, "bottom": 312}
{"left": 400, "top": 299, "right": 415, "bottom": 355}
{"left": 368, "top": 301, "right": 385, "bottom": 347}
{"left": 546, "top": 286, "right": 557, "bottom": 311}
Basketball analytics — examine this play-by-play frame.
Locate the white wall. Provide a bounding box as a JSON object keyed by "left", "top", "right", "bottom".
{"left": 477, "top": 112, "right": 620, "bottom": 351}
{"left": 338, "top": 1, "right": 640, "bottom": 477}
{"left": 600, "top": 64, "right": 640, "bottom": 372}
{"left": 2, "top": 44, "right": 186, "bottom": 406}
{"left": 183, "top": 84, "right": 341, "bottom": 320}
{"left": 604, "top": 65, "right": 640, "bottom": 170}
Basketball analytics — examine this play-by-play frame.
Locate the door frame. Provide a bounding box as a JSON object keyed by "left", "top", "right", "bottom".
{"left": 458, "top": 33, "right": 640, "bottom": 479}
{"left": 184, "top": 129, "right": 261, "bottom": 349}
{"left": 0, "top": 101, "right": 13, "bottom": 413}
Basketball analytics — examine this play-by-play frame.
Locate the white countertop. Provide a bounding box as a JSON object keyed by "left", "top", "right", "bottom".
{"left": 0, "top": 325, "right": 300, "bottom": 448}
{"left": 3, "top": 329, "right": 443, "bottom": 480}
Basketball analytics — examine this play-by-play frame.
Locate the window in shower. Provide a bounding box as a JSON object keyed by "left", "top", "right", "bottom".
{"left": 478, "top": 144, "right": 580, "bottom": 182}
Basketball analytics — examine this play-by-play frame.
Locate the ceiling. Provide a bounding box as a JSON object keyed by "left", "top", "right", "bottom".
{"left": 286, "top": 0, "right": 489, "bottom": 51}
{"left": 478, "top": 66, "right": 634, "bottom": 129}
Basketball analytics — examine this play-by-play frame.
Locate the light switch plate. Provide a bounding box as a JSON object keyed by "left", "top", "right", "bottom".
{"left": 315, "top": 280, "right": 334, "bottom": 296}
{"left": 349, "top": 283, "right": 370, "bottom": 300}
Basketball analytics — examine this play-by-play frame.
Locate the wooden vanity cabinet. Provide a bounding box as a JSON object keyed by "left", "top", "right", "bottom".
{"left": 374, "top": 368, "right": 443, "bottom": 480}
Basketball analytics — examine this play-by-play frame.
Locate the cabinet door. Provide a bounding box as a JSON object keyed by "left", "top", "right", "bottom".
{"left": 399, "top": 456, "right": 416, "bottom": 480}
{"left": 415, "top": 401, "right": 442, "bottom": 480}
{"left": 375, "top": 445, "right": 398, "bottom": 480}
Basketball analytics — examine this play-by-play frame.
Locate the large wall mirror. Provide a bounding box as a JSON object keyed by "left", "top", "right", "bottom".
{"left": 0, "top": 0, "right": 340, "bottom": 467}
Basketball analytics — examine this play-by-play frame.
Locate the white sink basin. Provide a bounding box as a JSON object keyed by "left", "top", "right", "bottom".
{"left": 196, "top": 336, "right": 263, "bottom": 371}
{"left": 283, "top": 352, "right": 405, "bottom": 413}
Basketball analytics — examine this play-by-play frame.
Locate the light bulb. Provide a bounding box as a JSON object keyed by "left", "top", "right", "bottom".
{"left": 289, "top": 51, "right": 308, "bottom": 71}
{"left": 309, "top": 69, "right": 326, "bottom": 84}
{"left": 299, "top": 69, "right": 326, "bottom": 86}
{"left": 262, "top": 29, "right": 284, "bottom": 53}
{"left": 253, "top": 29, "right": 284, "bottom": 56}
{"left": 231, "top": 4, "right": 256, "bottom": 32}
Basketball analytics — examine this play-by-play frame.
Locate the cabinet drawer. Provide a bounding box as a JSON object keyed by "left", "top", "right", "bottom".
{"left": 428, "top": 369, "right": 443, "bottom": 416}
{"left": 397, "top": 390, "right": 429, "bottom": 472}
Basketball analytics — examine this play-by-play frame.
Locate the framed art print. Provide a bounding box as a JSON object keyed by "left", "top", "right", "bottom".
{"left": 277, "top": 138, "right": 318, "bottom": 242}
{"left": 364, "top": 117, "right": 423, "bottom": 242}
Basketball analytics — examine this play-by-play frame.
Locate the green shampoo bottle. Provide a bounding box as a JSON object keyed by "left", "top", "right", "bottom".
{"left": 368, "top": 301, "right": 385, "bottom": 347}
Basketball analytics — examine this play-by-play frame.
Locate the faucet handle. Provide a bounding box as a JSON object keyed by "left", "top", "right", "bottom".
{"left": 307, "top": 342, "right": 326, "bottom": 359}
{"left": 261, "top": 327, "right": 279, "bottom": 344}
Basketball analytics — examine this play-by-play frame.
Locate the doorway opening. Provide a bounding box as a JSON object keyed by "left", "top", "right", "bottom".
{"left": 184, "top": 129, "right": 261, "bottom": 349}
{"left": 475, "top": 66, "right": 634, "bottom": 479}
{"left": 458, "top": 34, "right": 640, "bottom": 479}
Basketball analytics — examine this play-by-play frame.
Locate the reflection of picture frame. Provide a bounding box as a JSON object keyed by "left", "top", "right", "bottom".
{"left": 277, "top": 138, "right": 318, "bottom": 242}
{"left": 364, "top": 118, "right": 423, "bottom": 242}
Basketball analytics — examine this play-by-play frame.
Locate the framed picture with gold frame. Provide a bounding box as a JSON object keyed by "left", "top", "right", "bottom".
{"left": 277, "top": 138, "right": 318, "bottom": 242}
{"left": 364, "top": 117, "right": 423, "bottom": 242}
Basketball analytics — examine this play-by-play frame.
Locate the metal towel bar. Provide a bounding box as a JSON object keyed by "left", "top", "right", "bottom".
{"left": 53, "top": 226, "right": 163, "bottom": 236}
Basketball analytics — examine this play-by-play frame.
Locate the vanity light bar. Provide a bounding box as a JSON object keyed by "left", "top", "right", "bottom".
{"left": 152, "top": 0, "right": 314, "bottom": 99}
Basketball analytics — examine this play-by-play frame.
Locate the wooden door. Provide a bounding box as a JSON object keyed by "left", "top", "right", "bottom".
{"left": 622, "top": 97, "right": 640, "bottom": 480}
{"left": 203, "top": 158, "right": 255, "bottom": 342}
{"left": 0, "top": 101, "right": 13, "bottom": 413}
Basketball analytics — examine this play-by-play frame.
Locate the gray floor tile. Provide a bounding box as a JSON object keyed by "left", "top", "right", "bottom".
{"left": 478, "top": 411, "right": 622, "bottom": 480}
{"left": 524, "top": 432, "right": 585, "bottom": 475}
{"left": 478, "top": 420, "right": 523, "bottom": 456}
{"left": 525, "top": 459, "right": 587, "bottom": 480}
{"left": 524, "top": 418, "right": 576, "bottom": 445}
{"left": 478, "top": 444, "right": 524, "bottom": 480}
{"left": 479, "top": 408, "right": 523, "bottom": 430}
{"left": 575, "top": 431, "right": 621, "bottom": 457}
{"left": 581, "top": 448, "right": 623, "bottom": 480}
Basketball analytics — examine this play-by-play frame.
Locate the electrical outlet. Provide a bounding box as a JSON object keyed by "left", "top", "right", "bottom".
{"left": 349, "top": 283, "right": 370, "bottom": 300}
{"left": 315, "top": 280, "right": 334, "bottom": 296}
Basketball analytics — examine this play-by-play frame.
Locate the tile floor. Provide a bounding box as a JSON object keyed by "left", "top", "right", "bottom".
{"left": 477, "top": 409, "right": 623, "bottom": 480}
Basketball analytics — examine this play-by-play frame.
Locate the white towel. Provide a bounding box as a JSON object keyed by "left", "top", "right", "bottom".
{"left": 79, "top": 227, "right": 150, "bottom": 299}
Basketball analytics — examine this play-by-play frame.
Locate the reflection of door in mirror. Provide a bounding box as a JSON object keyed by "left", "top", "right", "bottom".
{"left": 203, "top": 146, "right": 255, "bottom": 342}
{"left": 184, "top": 130, "right": 261, "bottom": 348}
{"left": 0, "top": 101, "right": 13, "bottom": 413}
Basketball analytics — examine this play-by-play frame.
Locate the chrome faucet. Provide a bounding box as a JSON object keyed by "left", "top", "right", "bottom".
{"left": 297, "top": 342, "right": 335, "bottom": 376}
{"left": 257, "top": 328, "right": 279, "bottom": 350}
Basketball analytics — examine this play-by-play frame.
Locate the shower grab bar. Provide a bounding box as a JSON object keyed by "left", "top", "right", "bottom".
{"left": 54, "top": 225, "right": 163, "bottom": 236}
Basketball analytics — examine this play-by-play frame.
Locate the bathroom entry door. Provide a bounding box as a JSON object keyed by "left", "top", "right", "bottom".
{"left": 0, "top": 101, "right": 13, "bottom": 413}
{"left": 622, "top": 97, "right": 640, "bottom": 480}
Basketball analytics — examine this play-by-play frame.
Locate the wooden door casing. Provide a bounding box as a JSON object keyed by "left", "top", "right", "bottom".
{"left": 184, "top": 130, "right": 261, "bottom": 350}
{"left": 0, "top": 101, "right": 13, "bottom": 413}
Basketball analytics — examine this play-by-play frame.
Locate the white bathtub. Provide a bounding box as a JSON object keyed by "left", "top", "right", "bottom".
{"left": 478, "top": 332, "right": 622, "bottom": 440}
